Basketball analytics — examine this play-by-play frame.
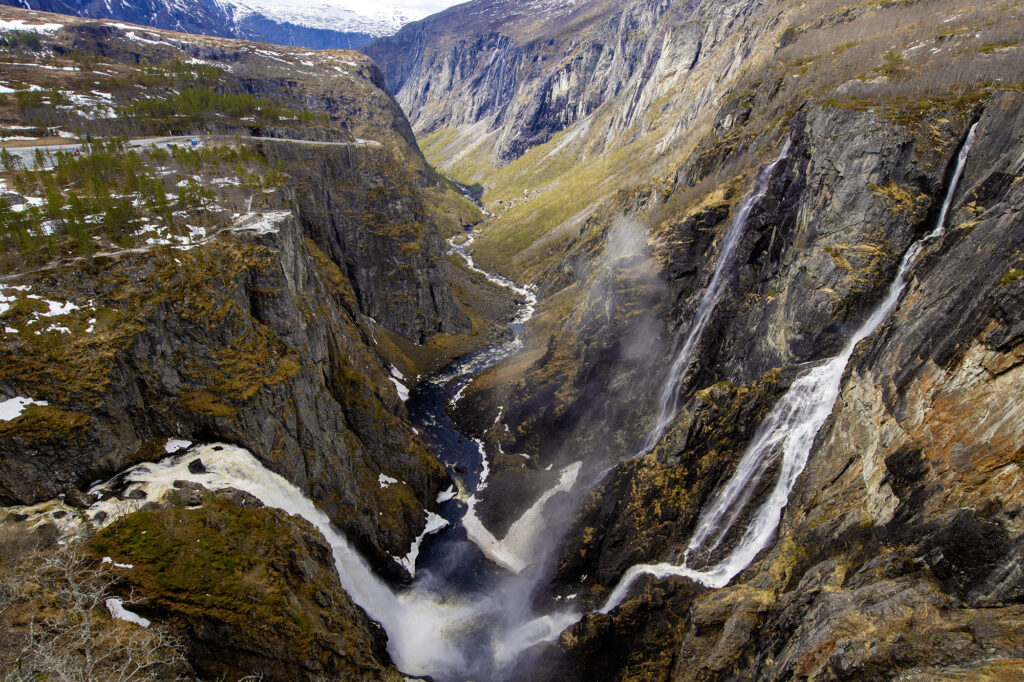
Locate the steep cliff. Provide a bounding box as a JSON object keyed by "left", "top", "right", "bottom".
{"left": 364, "top": 0, "right": 1024, "bottom": 676}
{"left": 539, "top": 91, "right": 1024, "bottom": 681}
{"left": 0, "top": 8, "right": 493, "bottom": 578}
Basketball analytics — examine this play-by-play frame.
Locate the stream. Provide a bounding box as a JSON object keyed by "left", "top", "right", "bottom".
{"left": 4, "top": 124, "right": 982, "bottom": 680}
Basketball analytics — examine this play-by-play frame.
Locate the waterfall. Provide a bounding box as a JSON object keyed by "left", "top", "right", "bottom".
{"left": 600, "top": 121, "right": 979, "bottom": 613}
{"left": 76, "top": 444, "right": 478, "bottom": 677}
{"left": 642, "top": 138, "right": 792, "bottom": 453}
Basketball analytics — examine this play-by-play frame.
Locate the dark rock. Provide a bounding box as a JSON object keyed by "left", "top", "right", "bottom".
{"left": 62, "top": 488, "right": 91, "bottom": 509}
{"left": 171, "top": 480, "right": 209, "bottom": 506}
{"left": 187, "top": 458, "right": 206, "bottom": 474}
{"left": 215, "top": 487, "right": 264, "bottom": 509}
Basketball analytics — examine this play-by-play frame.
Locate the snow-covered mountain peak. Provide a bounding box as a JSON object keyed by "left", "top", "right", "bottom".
{"left": 216, "top": 0, "right": 441, "bottom": 37}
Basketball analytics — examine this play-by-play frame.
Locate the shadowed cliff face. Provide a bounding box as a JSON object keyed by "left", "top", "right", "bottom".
{"left": 0, "top": 15, "right": 485, "bottom": 578}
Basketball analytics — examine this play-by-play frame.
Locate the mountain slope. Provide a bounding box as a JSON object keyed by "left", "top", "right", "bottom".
{"left": 0, "top": 4, "right": 500, "bottom": 584}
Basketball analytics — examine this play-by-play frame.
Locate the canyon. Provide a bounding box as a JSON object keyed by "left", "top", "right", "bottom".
{"left": 0, "top": 0, "right": 1023, "bottom": 679}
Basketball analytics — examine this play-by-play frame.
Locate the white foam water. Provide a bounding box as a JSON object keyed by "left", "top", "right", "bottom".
{"left": 37, "top": 444, "right": 477, "bottom": 676}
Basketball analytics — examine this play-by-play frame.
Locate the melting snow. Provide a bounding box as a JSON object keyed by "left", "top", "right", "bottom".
{"left": 378, "top": 473, "right": 399, "bottom": 488}
{"left": 393, "top": 510, "right": 449, "bottom": 576}
{"left": 0, "top": 397, "right": 48, "bottom": 421}
{"left": 105, "top": 598, "right": 150, "bottom": 628}
{"left": 390, "top": 376, "right": 410, "bottom": 402}
{"left": 164, "top": 438, "right": 192, "bottom": 454}
{"left": 474, "top": 439, "right": 490, "bottom": 490}
{"left": 0, "top": 19, "right": 64, "bottom": 32}
{"left": 461, "top": 461, "right": 582, "bottom": 573}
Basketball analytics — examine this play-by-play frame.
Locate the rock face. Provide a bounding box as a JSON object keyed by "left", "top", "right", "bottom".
{"left": 529, "top": 90, "right": 1024, "bottom": 682}
{"left": 364, "top": 0, "right": 779, "bottom": 164}
{"left": 88, "top": 494, "right": 400, "bottom": 680}
{"left": 260, "top": 138, "right": 469, "bottom": 343}
{"left": 0, "top": 17, "right": 479, "bottom": 576}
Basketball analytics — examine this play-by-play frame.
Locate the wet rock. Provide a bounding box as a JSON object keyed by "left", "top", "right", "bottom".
{"left": 62, "top": 488, "right": 90, "bottom": 509}
{"left": 186, "top": 458, "right": 206, "bottom": 474}
{"left": 215, "top": 487, "right": 264, "bottom": 509}
{"left": 171, "top": 480, "right": 209, "bottom": 506}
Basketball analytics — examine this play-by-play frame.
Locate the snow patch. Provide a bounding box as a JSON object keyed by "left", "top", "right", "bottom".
{"left": 389, "top": 376, "right": 409, "bottom": 402}
{"left": 164, "top": 438, "right": 192, "bottom": 454}
{"left": 462, "top": 461, "right": 582, "bottom": 573}
{"left": 0, "top": 19, "right": 64, "bottom": 32}
{"left": 105, "top": 598, "right": 150, "bottom": 628}
{"left": 0, "top": 396, "right": 48, "bottom": 421}
{"left": 393, "top": 510, "right": 449, "bottom": 576}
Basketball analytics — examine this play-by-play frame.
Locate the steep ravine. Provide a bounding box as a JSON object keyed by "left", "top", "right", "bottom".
{"left": 2, "top": 2, "right": 1024, "bottom": 681}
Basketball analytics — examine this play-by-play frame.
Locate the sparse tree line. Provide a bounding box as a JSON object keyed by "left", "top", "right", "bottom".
{"left": 0, "top": 139, "right": 286, "bottom": 272}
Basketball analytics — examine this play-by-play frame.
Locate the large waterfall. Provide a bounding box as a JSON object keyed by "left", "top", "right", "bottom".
{"left": 600, "top": 122, "right": 979, "bottom": 612}
{"left": 642, "top": 139, "right": 792, "bottom": 453}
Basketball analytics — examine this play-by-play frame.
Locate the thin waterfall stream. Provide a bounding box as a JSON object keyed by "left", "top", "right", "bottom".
{"left": 642, "top": 138, "right": 792, "bottom": 453}
{"left": 600, "top": 121, "right": 980, "bottom": 612}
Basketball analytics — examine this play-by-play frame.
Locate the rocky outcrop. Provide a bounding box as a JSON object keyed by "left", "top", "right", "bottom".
{"left": 0, "top": 18, "right": 483, "bottom": 576}
{"left": 259, "top": 139, "right": 469, "bottom": 343}
{"left": 0, "top": 214, "right": 445, "bottom": 576}
{"left": 88, "top": 493, "right": 401, "bottom": 680}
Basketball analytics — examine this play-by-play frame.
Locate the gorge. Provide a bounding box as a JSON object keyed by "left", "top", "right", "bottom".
{"left": 1, "top": 0, "right": 1023, "bottom": 680}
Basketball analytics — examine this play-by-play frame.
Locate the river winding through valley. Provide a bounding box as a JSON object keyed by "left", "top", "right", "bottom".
{"left": 20, "top": 126, "right": 980, "bottom": 681}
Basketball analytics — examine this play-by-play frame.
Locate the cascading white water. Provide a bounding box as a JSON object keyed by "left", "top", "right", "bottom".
{"left": 642, "top": 139, "right": 792, "bottom": 453}
{"left": 600, "top": 122, "right": 980, "bottom": 612}
{"left": 69, "top": 444, "right": 478, "bottom": 676}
